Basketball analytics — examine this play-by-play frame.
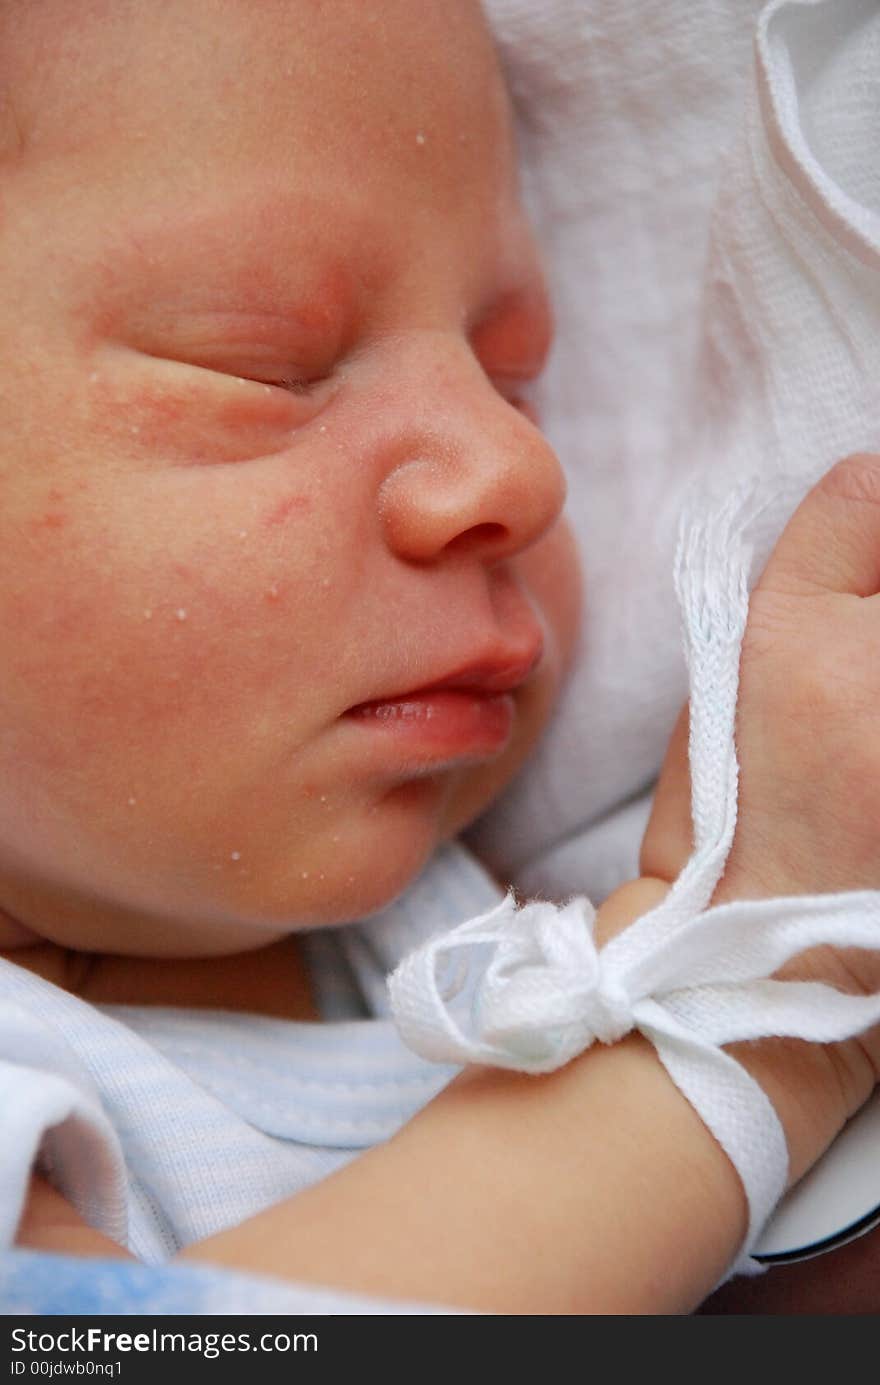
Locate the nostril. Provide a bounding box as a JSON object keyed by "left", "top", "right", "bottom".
{"left": 446, "top": 522, "right": 509, "bottom": 556}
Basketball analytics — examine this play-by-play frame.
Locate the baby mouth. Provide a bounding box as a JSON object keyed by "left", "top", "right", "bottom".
{"left": 345, "top": 688, "right": 516, "bottom": 754}
{"left": 352, "top": 642, "right": 545, "bottom": 709}
{"left": 342, "top": 641, "right": 542, "bottom": 756}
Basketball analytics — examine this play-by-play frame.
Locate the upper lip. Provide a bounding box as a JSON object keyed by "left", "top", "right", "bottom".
{"left": 353, "top": 638, "right": 545, "bottom": 705}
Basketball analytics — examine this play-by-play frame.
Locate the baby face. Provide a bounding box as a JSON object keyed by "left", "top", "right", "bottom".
{"left": 0, "top": 0, "right": 579, "bottom": 955}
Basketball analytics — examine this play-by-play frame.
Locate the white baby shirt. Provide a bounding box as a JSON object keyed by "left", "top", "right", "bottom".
{"left": 0, "top": 842, "right": 501, "bottom": 1314}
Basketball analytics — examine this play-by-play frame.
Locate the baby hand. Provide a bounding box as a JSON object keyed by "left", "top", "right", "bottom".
{"left": 644, "top": 453, "right": 880, "bottom": 902}
{"left": 641, "top": 454, "right": 880, "bottom": 1149}
{"left": 717, "top": 453, "right": 880, "bottom": 904}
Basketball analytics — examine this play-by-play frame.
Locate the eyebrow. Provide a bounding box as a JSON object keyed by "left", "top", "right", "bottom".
{"left": 108, "top": 191, "right": 398, "bottom": 343}
{"left": 126, "top": 185, "right": 387, "bottom": 279}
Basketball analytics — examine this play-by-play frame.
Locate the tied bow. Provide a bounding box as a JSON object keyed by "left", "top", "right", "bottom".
{"left": 388, "top": 886, "right": 880, "bottom": 1074}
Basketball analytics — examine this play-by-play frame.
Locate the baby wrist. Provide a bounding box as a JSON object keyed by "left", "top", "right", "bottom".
{"left": 596, "top": 884, "right": 853, "bottom": 1205}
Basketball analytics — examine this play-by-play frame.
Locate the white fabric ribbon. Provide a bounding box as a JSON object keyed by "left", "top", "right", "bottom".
{"left": 389, "top": 479, "right": 880, "bottom": 1276}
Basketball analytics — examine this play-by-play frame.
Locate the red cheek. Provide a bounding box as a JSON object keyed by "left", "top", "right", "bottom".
{"left": 263, "top": 494, "right": 312, "bottom": 529}
{"left": 209, "top": 389, "right": 302, "bottom": 438}
{"left": 118, "top": 383, "right": 189, "bottom": 432}
{"left": 87, "top": 377, "right": 299, "bottom": 462}
{"left": 28, "top": 510, "right": 68, "bottom": 533}
{"left": 26, "top": 487, "right": 69, "bottom": 534}
{"left": 86, "top": 379, "right": 187, "bottom": 453}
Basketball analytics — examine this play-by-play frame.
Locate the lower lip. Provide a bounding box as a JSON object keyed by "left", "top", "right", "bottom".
{"left": 344, "top": 690, "right": 515, "bottom": 757}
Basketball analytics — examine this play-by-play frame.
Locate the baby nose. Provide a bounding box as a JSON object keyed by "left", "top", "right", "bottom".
{"left": 377, "top": 367, "right": 566, "bottom": 566}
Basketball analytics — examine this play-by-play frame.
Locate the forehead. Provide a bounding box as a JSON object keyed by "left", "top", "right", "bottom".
{"left": 2, "top": 0, "right": 513, "bottom": 200}
{"left": 1, "top": 0, "right": 534, "bottom": 318}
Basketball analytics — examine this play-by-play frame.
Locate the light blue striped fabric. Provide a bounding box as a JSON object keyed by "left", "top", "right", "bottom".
{"left": 0, "top": 842, "right": 502, "bottom": 1313}
{"left": 0, "top": 1249, "right": 463, "bottom": 1315}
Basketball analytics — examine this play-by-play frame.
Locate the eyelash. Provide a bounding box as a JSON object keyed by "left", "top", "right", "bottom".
{"left": 238, "top": 367, "right": 531, "bottom": 419}
{"left": 252, "top": 372, "right": 334, "bottom": 400}
{"left": 272, "top": 376, "right": 318, "bottom": 394}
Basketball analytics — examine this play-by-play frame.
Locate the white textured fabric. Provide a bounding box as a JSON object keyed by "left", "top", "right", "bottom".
{"left": 0, "top": 844, "right": 502, "bottom": 1313}
{"left": 391, "top": 483, "right": 880, "bottom": 1276}
{"left": 471, "top": 0, "right": 880, "bottom": 904}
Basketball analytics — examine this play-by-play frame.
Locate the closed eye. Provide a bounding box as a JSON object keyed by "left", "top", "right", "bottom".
{"left": 261, "top": 373, "right": 330, "bottom": 395}
{"left": 108, "top": 347, "right": 335, "bottom": 468}
{"left": 125, "top": 339, "right": 334, "bottom": 399}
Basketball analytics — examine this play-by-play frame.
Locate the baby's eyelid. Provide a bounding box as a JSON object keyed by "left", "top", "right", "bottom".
{"left": 129, "top": 344, "right": 333, "bottom": 396}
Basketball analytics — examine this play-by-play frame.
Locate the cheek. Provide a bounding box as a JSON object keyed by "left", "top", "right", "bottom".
{"left": 84, "top": 367, "right": 307, "bottom": 466}
{"left": 0, "top": 471, "right": 368, "bottom": 788}
{"left": 515, "top": 516, "right": 583, "bottom": 677}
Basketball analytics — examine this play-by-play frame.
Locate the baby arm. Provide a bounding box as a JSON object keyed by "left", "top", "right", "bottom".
{"left": 14, "top": 880, "right": 753, "bottom": 1313}
{"left": 17, "top": 878, "right": 865, "bottom": 1314}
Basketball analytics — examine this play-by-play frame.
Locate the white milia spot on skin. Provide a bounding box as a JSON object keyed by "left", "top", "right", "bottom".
{"left": 130, "top": 425, "right": 140, "bottom": 435}
{"left": 301, "top": 871, "right": 309, "bottom": 879}
{"left": 415, "top": 131, "right": 426, "bottom": 145}
{"left": 143, "top": 609, "right": 153, "bottom": 620}
{"left": 176, "top": 608, "right": 188, "bottom": 621}
{"left": 238, "top": 530, "right": 248, "bottom": 539}
{"left": 127, "top": 797, "right": 137, "bottom": 806}
{"left": 318, "top": 425, "right": 327, "bottom": 433}
{"left": 230, "top": 851, "right": 241, "bottom": 861}
{"left": 321, "top": 577, "right": 331, "bottom": 589}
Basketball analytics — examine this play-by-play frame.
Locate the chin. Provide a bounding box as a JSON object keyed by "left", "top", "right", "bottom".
{"left": 206, "top": 821, "right": 440, "bottom": 933}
